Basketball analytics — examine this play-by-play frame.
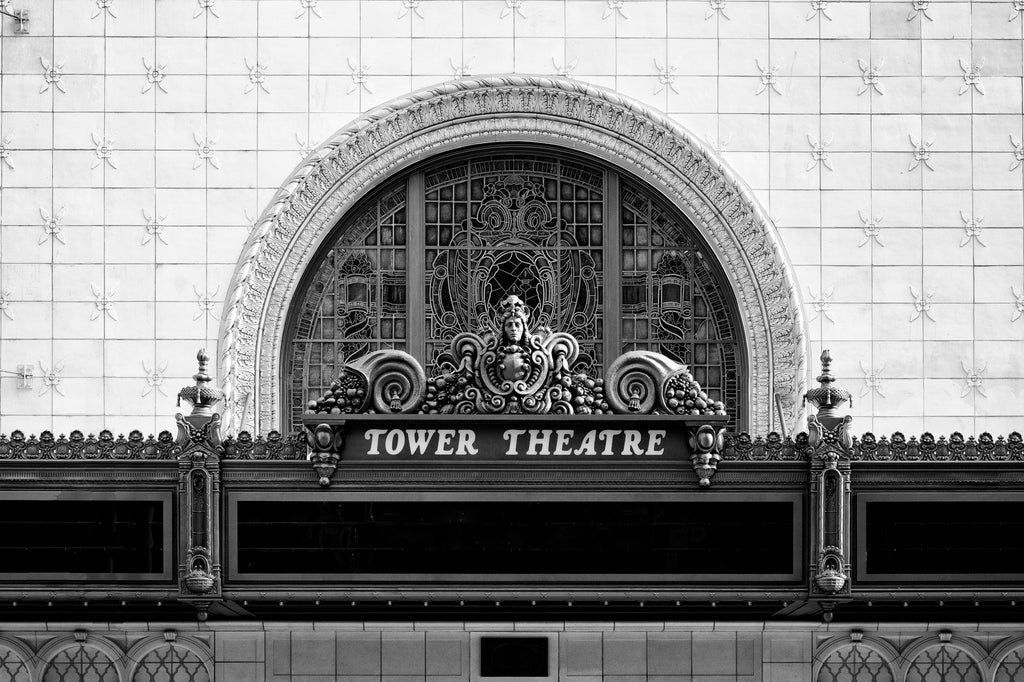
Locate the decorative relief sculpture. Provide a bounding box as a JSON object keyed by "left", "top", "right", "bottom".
{"left": 307, "top": 294, "right": 726, "bottom": 419}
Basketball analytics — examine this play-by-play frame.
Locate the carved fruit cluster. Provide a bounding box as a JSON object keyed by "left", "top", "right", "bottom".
{"left": 420, "top": 369, "right": 471, "bottom": 414}
{"left": 664, "top": 371, "right": 727, "bottom": 416}
{"left": 308, "top": 370, "right": 368, "bottom": 414}
{"left": 555, "top": 373, "right": 610, "bottom": 415}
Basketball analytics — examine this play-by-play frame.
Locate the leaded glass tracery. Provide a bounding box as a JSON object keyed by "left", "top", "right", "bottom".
{"left": 620, "top": 181, "right": 741, "bottom": 427}
{"left": 43, "top": 646, "right": 119, "bottom": 682}
{"left": 284, "top": 148, "right": 746, "bottom": 432}
{"left": 132, "top": 645, "right": 209, "bottom": 682}
{"left": 286, "top": 183, "right": 407, "bottom": 427}
{"left": 906, "top": 646, "right": 982, "bottom": 682}
{"left": 424, "top": 155, "right": 603, "bottom": 376}
{"left": 816, "top": 645, "right": 893, "bottom": 682}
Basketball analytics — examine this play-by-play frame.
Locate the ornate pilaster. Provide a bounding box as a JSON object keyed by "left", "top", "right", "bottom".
{"left": 174, "top": 349, "right": 224, "bottom": 620}
{"left": 805, "top": 350, "right": 853, "bottom": 618}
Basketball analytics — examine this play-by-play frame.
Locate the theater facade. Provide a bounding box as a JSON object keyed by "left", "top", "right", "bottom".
{"left": 2, "top": 77, "right": 1024, "bottom": 682}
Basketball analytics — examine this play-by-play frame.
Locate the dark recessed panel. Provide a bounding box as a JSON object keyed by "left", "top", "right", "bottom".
{"left": 0, "top": 500, "right": 164, "bottom": 576}
{"left": 863, "top": 500, "right": 1024, "bottom": 578}
{"left": 480, "top": 637, "right": 548, "bottom": 677}
{"left": 235, "top": 500, "right": 795, "bottom": 578}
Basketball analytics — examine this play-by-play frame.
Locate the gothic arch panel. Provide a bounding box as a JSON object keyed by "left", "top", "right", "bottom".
{"left": 218, "top": 76, "right": 807, "bottom": 434}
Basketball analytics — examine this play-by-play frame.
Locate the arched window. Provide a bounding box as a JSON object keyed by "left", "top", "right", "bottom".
{"left": 132, "top": 645, "right": 210, "bottom": 682}
{"left": 43, "top": 645, "right": 119, "bottom": 682}
{"left": 284, "top": 147, "right": 746, "bottom": 432}
{"left": 0, "top": 647, "right": 30, "bottom": 682}
{"left": 816, "top": 645, "right": 893, "bottom": 682}
{"left": 906, "top": 646, "right": 981, "bottom": 682}
{"left": 996, "top": 647, "right": 1024, "bottom": 682}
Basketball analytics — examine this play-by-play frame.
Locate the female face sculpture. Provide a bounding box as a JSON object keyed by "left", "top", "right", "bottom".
{"left": 503, "top": 316, "right": 525, "bottom": 344}
{"left": 497, "top": 295, "right": 529, "bottom": 345}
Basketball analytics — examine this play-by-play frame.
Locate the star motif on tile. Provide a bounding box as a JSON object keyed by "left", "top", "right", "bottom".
{"left": 296, "top": 133, "right": 318, "bottom": 159}
{"left": 705, "top": 0, "right": 730, "bottom": 19}
{"left": 909, "top": 286, "right": 935, "bottom": 322}
{"left": 38, "top": 360, "right": 66, "bottom": 397}
{"left": 194, "top": 285, "right": 220, "bottom": 321}
{"left": 142, "top": 57, "right": 168, "bottom": 94}
{"left": 1010, "top": 135, "right": 1024, "bottom": 171}
{"left": 860, "top": 362, "right": 885, "bottom": 398}
{"left": 857, "top": 58, "right": 884, "bottom": 96}
{"left": 958, "top": 59, "right": 984, "bottom": 95}
{"left": 193, "top": 133, "right": 220, "bottom": 170}
{"left": 908, "top": 134, "right": 935, "bottom": 171}
{"left": 858, "top": 211, "right": 884, "bottom": 247}
{"left": 603, "top": 0, "right": 628, "bottom": 20}
{"left": 552, "top": 57, "right": 579, "bottom": 78}
{"left": 808, "top": 287, "right": 834, "bottom": 323}
{"left": 755, "top": 60, "right": 782, "bottom": 95}
{"left": 91, "top": 0, "right": 116, "bottom": 19}
{"left": 450, "top": 58, "right": 473, "bottom": 79}
{"left": 142, "top": 209, "right": 168, "bottom": 245}
{"left": 700, "top": 134, "right": 727, "bottom": 157}
{"left": 194, "top": 0, "right": 219, "bottom": 18}
{"left": 1011, "top": 0, "right": 1024, "bottom": 21}
{"left": 0, "top": 134, "right": 14, "bottom": 170}
{"left": 806, "top": 0, "right": 831, "bottom": 20}
{"left": 91, "top": 285, "right": 118, "bottom": 321}
{"left": 1012, "top": 286, "right": 1024, "bottom": 322}
{"left": 0, "top": 289, "right": 13, "bottom": 321}
{"left": 959, "top": 211, "right": 985, "bottom": 247}
{"left": 399, "top": 0, "right": 424, "bottom": 18}
{"left": 296, "top": 0, "right": 321, "bottom": 19}
{"left": 90, "top": 133, "right": 118, "bottom": 170}
{"left": 40, "top": 57, "right": 66, "bottom": 94}
{"left": 906, "top": 0, "right": 932, "bottom": 21}
{"left": 500, "top": 0, "right": 526, "bottom": 19}
{"left": 244, "top": 58, "right": 270, "bottom": 94}
{"left": 654, "top": 60, "right": 678, "bottom": 94}
{"left": 347, "top": 58, "right": 372, "bottom": 94}
{"left": 39, "top": 207, "right": 67, "bottom": 245}
{"left": 961, "top": 361, "right": 987, "bottom": 398}
{"left": 806, "top": 133, "right": 834, "bottom": 171}
{"left": 142, "top": 361, "right": 169, "bottom": 398}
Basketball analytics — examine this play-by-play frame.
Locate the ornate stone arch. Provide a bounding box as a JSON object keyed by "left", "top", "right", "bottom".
{"left": 217, "top": 75, "right": 807, "bottom": 434}
{"left": 988, "top": 636, "right": 1024, "bottom": 682}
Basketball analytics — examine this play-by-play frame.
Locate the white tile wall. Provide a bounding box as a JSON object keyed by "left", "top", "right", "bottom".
{"left": 0, "top": 0, "right": 1022, "bottom": 436}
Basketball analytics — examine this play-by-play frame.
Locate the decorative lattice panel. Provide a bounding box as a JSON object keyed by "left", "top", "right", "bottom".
{"left": 620, "top": 181, "right": 741, "bottom": 429}
{"left": 132, "top": 645, "right": 209, "bottom": 682}
{"left": 0, "top": 647, "right": 31, "bottom": 682}
{"left": 816, "top": 645, "right": 894, "bottom": 682}
{"left": 43, "top": 646, "right": 119, "bottom": 682}
{"left": 906, "top": 646, "right": 982, "bottom": 682}
{"left": 995, "top": 647, "right": 1024, "bottom": 682}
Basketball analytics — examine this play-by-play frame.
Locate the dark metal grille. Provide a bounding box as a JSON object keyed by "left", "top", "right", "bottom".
{"left": 43, "top": 646, "right": 119, "bottom": 682}
{"left": 906, "top": 647, "right": 981, "bottom": 682}
{"left": 424, "top": 155, "right": 604, "bottom": 376}
{"left": 287, "top": 183, "right": 407, "bottom": 427}
{"left": 620, "top": 182, "right": 741, "bottom": 429}
{"left": 816, "top": 645, "right": 893, "bottom": 682}
{"left": 132, "top": 645, "right": 209, "bottom": 682}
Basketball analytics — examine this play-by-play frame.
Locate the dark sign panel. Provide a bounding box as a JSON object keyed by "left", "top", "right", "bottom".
{"left": 234, "top": 499, "right": 798, "bottom": 580}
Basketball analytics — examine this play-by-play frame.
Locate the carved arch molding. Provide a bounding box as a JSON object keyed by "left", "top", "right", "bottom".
{"left": 218, "top": 76, "right": 807, "bottom": 433}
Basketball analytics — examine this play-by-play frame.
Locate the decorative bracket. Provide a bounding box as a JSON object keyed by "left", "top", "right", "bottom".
{"left": 688, "top": 423, "right": 725, "bottom": 488}
{"left": 306, "top": 422, "right": 345, "bottom": 486}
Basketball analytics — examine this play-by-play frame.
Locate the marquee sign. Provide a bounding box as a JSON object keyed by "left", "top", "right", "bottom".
{"left": 302, "top": 415, "right": 715, "bottom": 463}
